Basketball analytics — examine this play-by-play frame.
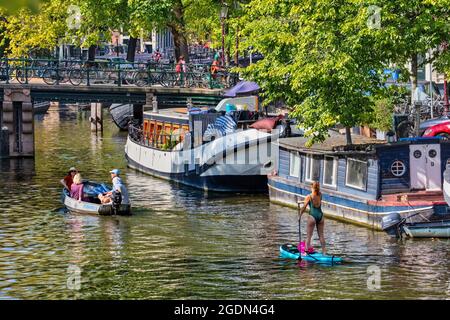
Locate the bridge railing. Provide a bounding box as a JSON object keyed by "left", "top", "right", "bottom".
{"left": 0, "top": 58, "right": 239, "bottom": 89}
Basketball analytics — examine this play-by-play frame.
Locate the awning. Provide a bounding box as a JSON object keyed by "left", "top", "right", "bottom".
{"left": 223, "top": 81, "right": 260, "bottom": 97}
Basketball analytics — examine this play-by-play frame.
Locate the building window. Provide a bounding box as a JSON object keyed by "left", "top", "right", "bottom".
{"left": 323, "top": 156, "right": 338, "bottom": 187}
{"left": 305, "top": 155, "right": 320, "bottom": 182}
{"left": 391, "top": 160, "right": 406, "bottom": 177}
{"left": 345, "top": 158, "right": 368, "bottom": 191}
{"left": 289, "top": 152, "right": 300, "bottom": 178}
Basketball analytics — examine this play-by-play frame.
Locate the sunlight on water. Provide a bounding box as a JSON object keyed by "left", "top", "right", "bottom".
{"left": 0, "top": 106, "right": 449, "bottom": 299}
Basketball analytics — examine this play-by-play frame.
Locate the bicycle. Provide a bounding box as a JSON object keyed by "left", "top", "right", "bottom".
{"left": 42, "top": 61, "right": 72, "bottom": 85}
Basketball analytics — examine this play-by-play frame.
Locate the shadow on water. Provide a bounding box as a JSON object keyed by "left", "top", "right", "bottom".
{"left": 0, "top": 158, "right": 36, "bottom": 181}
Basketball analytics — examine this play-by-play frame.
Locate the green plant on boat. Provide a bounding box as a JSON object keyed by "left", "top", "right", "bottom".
{"left": 160, "top": 130, "right": 180, "bottom": 151}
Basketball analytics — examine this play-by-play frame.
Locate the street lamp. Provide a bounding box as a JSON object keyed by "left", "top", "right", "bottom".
{"left": 220, "top": 4, "right": 229, "bottom": 67}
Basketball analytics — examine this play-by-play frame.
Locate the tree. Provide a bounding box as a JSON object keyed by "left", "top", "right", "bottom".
{"left": 371, "top": 0, "right": 450, "bottom": 105}
{"left": 129, "top": 0, "right": 188, "bottom": 61}
{"left": 239, "top": 0, "right": 389, "bottom": 145}
{"left": 2, "top": 2, "right": 68, "bottom": 58}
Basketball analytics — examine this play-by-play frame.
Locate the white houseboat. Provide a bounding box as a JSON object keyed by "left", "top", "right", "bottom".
{"left": 125, "top": 96, "right": 298, "bottom": 192}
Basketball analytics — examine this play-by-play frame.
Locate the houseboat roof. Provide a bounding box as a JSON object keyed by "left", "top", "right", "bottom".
{"left": 278, "top": 134, "right": 386, "bottom": 154}
{"left": 144, "top": 108, "right": 192, "bottom": 121}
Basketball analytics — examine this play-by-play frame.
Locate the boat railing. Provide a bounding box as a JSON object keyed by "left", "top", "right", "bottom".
{"left": 129, "top": 124, "right": 184, "bottom": 151}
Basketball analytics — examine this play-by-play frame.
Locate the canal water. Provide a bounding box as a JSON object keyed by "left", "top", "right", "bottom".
{"left": 0, "top": 106, "right": 449, "bottom": 300}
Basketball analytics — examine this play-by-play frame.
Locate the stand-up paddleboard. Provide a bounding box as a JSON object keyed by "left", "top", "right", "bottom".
{"left": 280, "top": 244, "right": 342, "bottom": 264}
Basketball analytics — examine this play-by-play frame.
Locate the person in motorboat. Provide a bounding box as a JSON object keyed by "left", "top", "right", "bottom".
{"left": 60, "top": 167, "right": 77, "bottom": 191}
{"left": 70, "top": 173, "right": 85, "bottom": 201}
{"left": 98, "top": 169, "right": 130, "bottom": 205}
{"left": 298, "top": 181, "right": 326, "bottom": 255}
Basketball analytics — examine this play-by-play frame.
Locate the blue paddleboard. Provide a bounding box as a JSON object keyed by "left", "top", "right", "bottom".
{"left": 280, "top": 244, "right": 342, "bottom": 264}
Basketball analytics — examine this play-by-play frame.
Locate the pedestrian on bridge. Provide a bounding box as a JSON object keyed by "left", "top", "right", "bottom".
{"left": 176, "top": 55, "right": 186, "bottom": 87}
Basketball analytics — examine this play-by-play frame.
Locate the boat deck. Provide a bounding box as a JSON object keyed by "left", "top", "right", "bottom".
{"left": 376, "top": 190, "right": 446, "bottom": 206}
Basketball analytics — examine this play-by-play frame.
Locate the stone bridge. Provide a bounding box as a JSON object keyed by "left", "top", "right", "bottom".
{"left": 0, "top": 83, "right": 224, "bottom": 158}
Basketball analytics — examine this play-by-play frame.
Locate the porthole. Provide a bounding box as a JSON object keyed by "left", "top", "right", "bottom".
{"left": 391, "top": 160, "right": 406, "bottom": 177}
{"left": 413, "top": 150, "right": 422, "bottom": 159}
{"left": 428, "top": 149, "right": 437, "bottom": 158}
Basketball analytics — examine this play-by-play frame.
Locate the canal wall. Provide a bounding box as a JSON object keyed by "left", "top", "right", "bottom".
{"left": 1, "top": 89, "right": 34, "bottom": 157}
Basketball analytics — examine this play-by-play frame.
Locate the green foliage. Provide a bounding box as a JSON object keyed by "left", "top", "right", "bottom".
{"left": 239, "top": 0, "right": 450, "bottom": 145}
{"left": 239, "top": 0, "right": 389, "bottom": 145}
{"left": 369, "top": 98, "right": 394, "bottom": 132}
{"left": 3, "top": 2, "right": 67, "bottom": 57}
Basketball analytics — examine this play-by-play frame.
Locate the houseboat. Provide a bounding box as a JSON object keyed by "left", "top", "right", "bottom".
{"left": 268, "top": 135, "right": 450, "bottom": 230}
{"left": 125, "top": 96, "right": 298, "bottom": 192}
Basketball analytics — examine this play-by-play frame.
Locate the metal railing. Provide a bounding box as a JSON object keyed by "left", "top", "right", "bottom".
{"left": 0, "top": 57, "right": 239, "bottom": 89}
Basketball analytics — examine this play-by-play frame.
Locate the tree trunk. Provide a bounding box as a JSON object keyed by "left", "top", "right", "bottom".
{"left": 345, "top": 127, "right": 352, "bottom": 145}
{"left": 127, "top": 36, "right": 138, "bottom": 62}
{"left": 444, "top": 75, "right": 449, "bottom": 116}
{"left": 410, "top": 53, "right": 418, "bottom": 106}
{"left": 88, "top": 45, "right": 96, "bottom": 61}
{"left": 171, "top": 27, "right": 189, "bottom": 63}
{"left": 170, "top": 1, "right": 189, "bottom": 63}
{"left": 235, "top": 25, "right": 239, "bottom": 66}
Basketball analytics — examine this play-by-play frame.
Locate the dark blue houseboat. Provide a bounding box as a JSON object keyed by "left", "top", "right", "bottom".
{"left": 268, "top": 135, "right": 450, "bottom": 230}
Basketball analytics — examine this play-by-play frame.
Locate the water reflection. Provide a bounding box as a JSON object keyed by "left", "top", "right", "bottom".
{"left": 0, "top": 107, "right": 449, "bottom": 299}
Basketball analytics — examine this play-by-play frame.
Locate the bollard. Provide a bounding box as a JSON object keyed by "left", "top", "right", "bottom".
{"left": 0, "top": 127, "right": 10, "bottom": 158}
{"left": 152, "top": 95, "right": 158, "bottom": 113}
{"left": 90, "top": 103, "right": 103, "bottom": 132}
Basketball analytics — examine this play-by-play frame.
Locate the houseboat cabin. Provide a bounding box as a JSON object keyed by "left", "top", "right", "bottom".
{"left": 142, "top": 108, "right": 190, "bottom": 150}
{"left": 268, "top": 135, "right": 450, "bottom": 229}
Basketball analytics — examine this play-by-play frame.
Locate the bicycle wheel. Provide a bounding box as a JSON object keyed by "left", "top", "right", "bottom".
{"left": 69, "top": 69, "right": 84, "bottom": 86}
{"left": 160, "top": 71, "right": 177, "bottom": 87}
{"left": 134, "top": 71, "right": 149, "bottom": 87}
{"left": 122, "top": 70, "right": 136, "bottom": 85}
{"left": 42, "top": 69, "right": 57, "bottom": 85}
{"left": 396, "top": 120, "right": 415, "bottom": 138}
{"left": 15, "top": 69, "right": 27, "bottom": 84}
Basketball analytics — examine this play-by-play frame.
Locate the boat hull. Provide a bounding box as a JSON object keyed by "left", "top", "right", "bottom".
{"left": 62, "top": 191, "right": 131, "bottom": 216}
{"left": 402, "top": 221, "right": 450, "bottom": 238}
{"left": 268, "top": 175, "right": 447, "bottom": 230}
{"left": 125, "top": 130, "right": 277, "bottom": 193}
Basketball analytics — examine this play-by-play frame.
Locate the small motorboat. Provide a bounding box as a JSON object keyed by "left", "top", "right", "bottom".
{"left": 402, "top": 220, "right": 450, "bottom": 238}
{"left": 61, "top": 181, "right": 131, "bottom": 216}
{"left": 381, "top": 212, "right": 450, "bottom": 238}
{"left": 109, "top": 103, "right": 133, "bottom": 130}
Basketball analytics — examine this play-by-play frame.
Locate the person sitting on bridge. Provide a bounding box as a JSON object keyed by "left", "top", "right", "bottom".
{"left": 98, "top": 169, "right": 130, "bottom": 205}
{"left": 153, "top": 49, "right": 162, "bottom": 63}
{"left": 61, "top": 167, "right": 77, "bottom": 191}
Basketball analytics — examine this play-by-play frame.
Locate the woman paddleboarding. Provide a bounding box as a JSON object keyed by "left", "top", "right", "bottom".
{"left": 298, "top": 181, "right": 326, "bottom": 255}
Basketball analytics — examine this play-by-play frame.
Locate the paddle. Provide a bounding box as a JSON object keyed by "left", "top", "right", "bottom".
{"left": 297, "top": 197, "right": 303, "bottom": 261}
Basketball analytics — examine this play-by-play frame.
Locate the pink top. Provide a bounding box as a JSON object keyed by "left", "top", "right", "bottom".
{"left": 70, "top": 183, "right": 84, "bottom": 201}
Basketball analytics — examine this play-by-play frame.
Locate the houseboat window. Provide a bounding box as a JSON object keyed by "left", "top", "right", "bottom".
{"left": 305, "top": 155, "right": 320, "bottom": 182}
{"left": 323, "top": 156, "right": 337, "bottom": 187}
{"left": 345, "top": 158, "right": 368, "bottom": 191}
{"left": 289, "top": 152, "right": 301, "bottom": 178}
{"left": 391, "top": 160, "right": 406, "bottom": 177}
